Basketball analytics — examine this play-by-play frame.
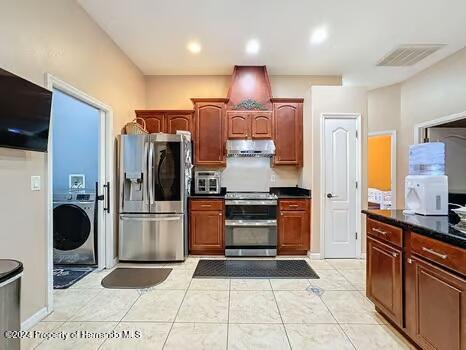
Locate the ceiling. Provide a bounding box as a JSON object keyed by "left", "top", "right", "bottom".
{"left": 78, "top": 0, "right": 466, "bottom": 88}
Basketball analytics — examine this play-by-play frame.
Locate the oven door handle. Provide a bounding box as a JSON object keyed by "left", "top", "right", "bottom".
{"left": 225, "top": 220, "right": 277, "bottom": 227}
{"left": 225, "top": 200, "right": 277, "bottom": 205}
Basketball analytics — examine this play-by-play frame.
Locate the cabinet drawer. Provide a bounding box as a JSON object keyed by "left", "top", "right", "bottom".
{"left": 190, "top": 199, "right": 223, "bottom": 211}
{"left": 410, "top": 232, "right": 465, "bottom": 276}
{"left": 367, "top": 218, "right": 402, "bottom": 248}
{"left": 279, "top": 200, "right": 309, "bottom": 211}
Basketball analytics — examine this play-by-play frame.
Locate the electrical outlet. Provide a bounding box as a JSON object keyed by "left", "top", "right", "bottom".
{"left": 270, "top": 174, "right": 276, "bottom": 183}
{"left": 31, "top": 176, "right": 41, "bottom": 191}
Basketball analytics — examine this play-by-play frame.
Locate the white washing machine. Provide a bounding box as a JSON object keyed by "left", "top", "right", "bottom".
{"left": 53, "top": 191, "right": 97, "bottom": 265}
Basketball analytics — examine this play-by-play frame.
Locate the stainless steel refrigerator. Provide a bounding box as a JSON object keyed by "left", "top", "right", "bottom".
{"left": 118, "top": 133, "right": 192, "bottom": 261}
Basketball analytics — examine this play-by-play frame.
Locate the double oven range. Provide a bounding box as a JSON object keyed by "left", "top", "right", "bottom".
{"left": 224, "top": 192, "right": 278, "bottom": 256}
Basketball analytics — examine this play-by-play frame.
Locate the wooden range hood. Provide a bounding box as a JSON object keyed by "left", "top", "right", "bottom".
{"left": 226, "top": 66, "right": 273, "bottom": 110}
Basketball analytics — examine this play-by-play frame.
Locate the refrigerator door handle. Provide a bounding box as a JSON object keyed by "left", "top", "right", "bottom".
{"left": 148, "top": 142, "right": 155, "bottom": 204}
{"left": 143, "top": 141, "right": 149, "bottom": 205}
{"left": 120, "top": 215, "right": 182, "bottom": 222}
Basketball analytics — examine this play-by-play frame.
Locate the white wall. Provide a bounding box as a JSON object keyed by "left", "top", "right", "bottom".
{"left": 52, "top": 90, "right": 100, "bottom": 191}
{"left": 0, "top": 0, "right": 145, "bottom": 323}
{"left": 310, "top": 87, "right": 368, "bottom": 255}
{"left": 368, "top": 47, "right": 466, "bottom": 208}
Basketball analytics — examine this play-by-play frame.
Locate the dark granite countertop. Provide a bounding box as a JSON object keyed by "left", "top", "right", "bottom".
{"left": 270, "top": 187, "right": 311, "bottom": 199}
{"left": 189, "top": 187, "right": 226, "bottom": 199}
{"left": 189, "top": 194, "right": 225, "bottom": 199}
{"left": 362, "top": 209, "right": 466, "bottom": 249}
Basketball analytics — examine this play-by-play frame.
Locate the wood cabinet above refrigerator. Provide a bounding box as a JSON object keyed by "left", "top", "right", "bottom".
{"left": 135, "top": 110, "right": 194, "bottom": 134}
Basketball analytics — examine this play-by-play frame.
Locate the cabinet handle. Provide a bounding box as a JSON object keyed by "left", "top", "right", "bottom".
{"left": 392, "top": 252, "right": 398, "bottom": 258}
{"left": 201, "top": 204, "right": 211, "bottom": 207}
{"left": 372, "top": 228, "right": 388, "bottom": 236}
{"left": 219, "top": 213, "right": 222, "bottom": 216}
{"left": 288, "top": 204, "right": 299, "bottom": 207}
{"left": 422, "top": 247, "right": 447, "bottom": 260}
{"left": 407, "top": 258, "right": 412, "bottom": 264}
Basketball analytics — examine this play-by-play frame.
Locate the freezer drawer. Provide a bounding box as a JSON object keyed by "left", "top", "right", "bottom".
{"left": 119, "top": 214, "right": 185, "bottom": 261}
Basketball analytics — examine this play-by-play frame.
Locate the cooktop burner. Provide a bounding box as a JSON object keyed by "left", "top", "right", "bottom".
{"left": 225, "top": 192, "right": 278, "bottom": 200}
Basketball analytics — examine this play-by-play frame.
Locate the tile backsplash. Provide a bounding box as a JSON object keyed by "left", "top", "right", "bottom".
{"left": 208, "top": 157, "right": 300, "bottom": 192}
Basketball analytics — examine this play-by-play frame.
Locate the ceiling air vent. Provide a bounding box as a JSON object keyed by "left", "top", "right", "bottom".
{"left": 377, "top": 44, "right": 445, "bottom": 67}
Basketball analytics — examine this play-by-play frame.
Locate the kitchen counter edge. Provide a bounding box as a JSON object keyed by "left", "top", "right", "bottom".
{"left": 362, "top": 209, "right": 466, "bottom": 249}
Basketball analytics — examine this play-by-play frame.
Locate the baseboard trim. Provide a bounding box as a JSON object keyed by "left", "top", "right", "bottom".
{"left": 21, "top": 307, "right": 48, "bottom": 330}
{"left": 308, "top": 252, "right": 322, "bottom": 260}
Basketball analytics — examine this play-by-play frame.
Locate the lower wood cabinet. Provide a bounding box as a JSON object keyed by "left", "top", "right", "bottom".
{"left": 367, "top": 236, "right": 403, "bottom": 327}
{"left": 366, "top": 218, "right": 466, "bottom": 350}
{"left": 406, "top": 255, "right": 465, "bottom": 350}
{"left": 189, "top": 199, "right": 224, "bottom": 255}
{"left": 278, "top": 199, "right": 310, "bottom": 255}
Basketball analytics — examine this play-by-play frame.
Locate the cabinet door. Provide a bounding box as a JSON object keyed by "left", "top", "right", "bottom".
{"left": 138, "top": 114, "right": 165, "bottom": 133}
{"left": 278, "top": 210, "right": 310, "bottom": 254}
{"left": 189, "top": 210, "right": 224, "bottom": 254}
{"left": 227, "top": 111, "right": 250, "bottom": 139}
{"left": 367, "top": 237, "right": 403, "bottom": 327}
{"left": 194, "top": 103, "right": 226, "bottom": 166}
{"left": 273, "top": 103, "right": 303, "bottom": 166}
{"left": 166, "top": 114, "right": 193, "bottom": 135}
{"left": 251, "top": 112, "right": 273, "bottom": 139}
{"left": 407, "top": 256, "right": 465, "bottom": 350}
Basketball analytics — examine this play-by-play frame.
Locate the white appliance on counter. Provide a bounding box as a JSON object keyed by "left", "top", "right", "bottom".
{"left": 404, "top": 175, "right": 448, "bottom": 215}
{"left": 194, "top": 170, "right": 221, "bottom": 194}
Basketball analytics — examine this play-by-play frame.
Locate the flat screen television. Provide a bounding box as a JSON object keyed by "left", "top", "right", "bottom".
{"left": 0, "top": 68, "right": 52, "bottom": 152}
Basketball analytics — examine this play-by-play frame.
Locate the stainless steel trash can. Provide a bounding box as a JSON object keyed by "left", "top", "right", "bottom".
{"left": 0, "top": 260, "right": 23, "bottom": 350}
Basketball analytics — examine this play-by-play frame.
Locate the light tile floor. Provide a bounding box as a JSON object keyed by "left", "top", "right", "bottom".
{"left": 23, "top": 257, "right": 414, "bottom": 350}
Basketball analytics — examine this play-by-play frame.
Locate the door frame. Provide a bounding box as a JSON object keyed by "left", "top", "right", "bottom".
{"left": 45, "top": 74, "right": 115, "bottom": 314}
{"left": 320, "top": 113, "right": 362, "bottom": 259}
{"left": 368, "top": 130, "right": 397, "bottom": 208}
{"left": 413, "top": 111, "right": 466, "bottom": 143}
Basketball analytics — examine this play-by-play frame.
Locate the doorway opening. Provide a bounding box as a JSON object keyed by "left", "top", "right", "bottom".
{"left": 414, "top": 111, "right": 466, "bottom": 207}
{"left": 45, "top": 74, "right": 114, "bottom": 315}
{"left": 368, "top": 130, "right": 397, "bottom": 209}
{"left": 320, "top": 113, "right": 362, "bottom": 259}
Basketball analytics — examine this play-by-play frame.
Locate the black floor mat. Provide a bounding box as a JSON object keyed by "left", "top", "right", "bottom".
{"left": 193, "top": 259, "right": 319, "bottom": 279}
{"left": 53, "top": 266, "right": 95, "bottom": 289}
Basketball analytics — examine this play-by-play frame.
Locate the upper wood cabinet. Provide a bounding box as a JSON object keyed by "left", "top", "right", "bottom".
{"left": 192, "top": 99, "right": 228, "bottom": 166}
{"left": 272, "top": 99, "right": 303, "bottom": 167}
{"left": 227, "top": 111, "right": 273, "bottom": 139}
{"left": 251, "top": 112, "right": 273, "bottom": 139}
{"left": 139, "top": 112, "right": 165, "bottom": 133}
{"left": 227, "top": 111, "right": 250, "bottom": 139}
{"left": 166, "top": 114, "right": 193, "bottom": 134}
{"left": 135, "top": 110, "right": 194, "bottom": 134}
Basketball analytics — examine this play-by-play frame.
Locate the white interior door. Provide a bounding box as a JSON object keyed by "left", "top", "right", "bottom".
{"left": 324, "top": 117, "right": 358, "bottom": 258}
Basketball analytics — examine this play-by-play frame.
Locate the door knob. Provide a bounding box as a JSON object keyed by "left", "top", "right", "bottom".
{"left": 327, "top": 193, "right": 336, "bottom": 199}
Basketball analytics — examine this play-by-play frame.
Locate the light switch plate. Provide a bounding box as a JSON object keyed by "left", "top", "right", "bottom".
{"left": 31, "top": 176, "right": 41, "bottom": 191}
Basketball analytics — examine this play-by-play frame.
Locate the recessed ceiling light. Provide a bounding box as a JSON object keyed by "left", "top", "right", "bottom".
{"left": 246, "top": 39, "right": 260, "bottom": 54}
{"left": 187, "top": 41, "right": 202, "bottom": 54}
{"left": 310, "top": 27, "right": 328, "bottom": 45}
